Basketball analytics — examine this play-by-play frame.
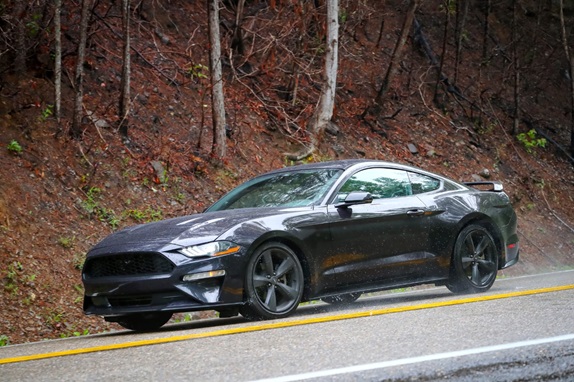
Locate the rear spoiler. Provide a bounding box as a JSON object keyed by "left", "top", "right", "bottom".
{"left": 463, "top": 181, "right": 504, "bottom": 192}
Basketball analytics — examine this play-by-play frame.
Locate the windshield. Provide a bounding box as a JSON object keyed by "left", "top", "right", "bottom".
{"left": 207, "top": 168, "right": 343, "bottom": 211}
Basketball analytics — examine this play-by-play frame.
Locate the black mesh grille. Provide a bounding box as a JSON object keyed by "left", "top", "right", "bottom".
{"left": 84, "top": 253, "right": 174, "bottom": 278}
{"left": 108, "top": 295, "right": 153, "bottom": 307}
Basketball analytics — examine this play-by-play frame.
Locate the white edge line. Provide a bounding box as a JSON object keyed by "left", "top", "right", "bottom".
{"left": 251, "top": 333, "right": 574, "bottom": 382}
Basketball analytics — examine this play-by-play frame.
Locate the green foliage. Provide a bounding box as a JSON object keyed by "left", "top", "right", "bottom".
{"left": 73, "top": 253, "right": 86, "bottom": 270}
{"left": 81, "top": 187, "right": 120, "bottom": 229}
{"left": 26, "top": 14, "right": 41, "bottom": 37}
{"left": 40, "top": 104, "right": 54, "bottom": 121}
{"left": 125, "top": 207, "right": 163, "bottom": 223}
{"left": 0, "top": 335, "right": 9, "bottom": 347}
{"left": 73, "top": 284, "right": 83, "bottom": 294}
{"left": 58, "top": 236, "right": 75, "bottom": 249}
{"left": 172, "top": 313, "right": 194, "bottom": 323}
{"left": 186, "top": 63, "right": 208, "bottom": 80}
{"left": 3, "top": 261, "right": 37, "bottom": 301}
{"left": 60, "top": 328, "right": 90, "bottom": 338}
{"left": 82, "top": 187, "right": 101, "bottom": 213}
{"left": 339, "top": 9, "right": 348, "bottom": 24}
{"left": 45, "top": 309, "right": 65, "bottom": 328}
{"left": 7, "top": 140, "right": 23, "bottom": 154}
{"left": 439, "top": 0, "right": 456, "bottom": 15}
{"left": 73, "top": 284, "right": 84, "bottom": 304}
{"left": 74, "top": 329, "right": 90, "bottom": 337}
{"left": 4, "top": 262, "right": 19, "bottom": 294}
{"left": 174, "top": 191, "right": 185, "bottom": 204}
{"left": 517, "top": 129, "right": 547, "bottom": 153}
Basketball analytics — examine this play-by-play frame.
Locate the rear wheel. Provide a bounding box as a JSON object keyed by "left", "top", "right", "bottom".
{"left": 240, "top": 242, "right": 304, "bottom": 320}
{"left": 447, "top": 224, "right": 498, "bottom": 294}
{"left": 116, "top": 312, "right": 172, "bottom": 331}
{"left": 321, "top": 293, "right": 362, "bottom": 305}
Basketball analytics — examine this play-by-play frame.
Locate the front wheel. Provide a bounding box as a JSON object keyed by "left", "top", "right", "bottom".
{"left": 116, "top": 312, "right": 173, "bottom": 331}
{"left": 240, "top": 242, "right": 304, "bottom": 320}
{"left": 447, "top": 224, "right": 499, "bottom": 294}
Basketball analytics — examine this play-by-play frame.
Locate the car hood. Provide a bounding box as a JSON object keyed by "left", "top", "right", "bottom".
{"left": 88, "top": 207, "right": 311, "bottom": 254}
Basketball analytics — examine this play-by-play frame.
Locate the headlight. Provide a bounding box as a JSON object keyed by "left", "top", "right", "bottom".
{"left": 179, "top": 241, "right": 241, "bottom": 258}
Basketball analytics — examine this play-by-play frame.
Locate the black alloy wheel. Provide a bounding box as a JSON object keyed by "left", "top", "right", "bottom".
{"left": 116, "top": 312, "right": 173, "bottom": 331}
{"left": 447, "top": 224, "right": 499, "bottom": 294}
{"left": 240, "top": 242, "right": 304, "bottom": 320}
{"left": 321, "top": 292, "right": 362, "bottom": 305}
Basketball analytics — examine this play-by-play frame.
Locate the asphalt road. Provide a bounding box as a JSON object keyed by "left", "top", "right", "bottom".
{"left": 1, "top": 270, "right": 573, "bottom": 381}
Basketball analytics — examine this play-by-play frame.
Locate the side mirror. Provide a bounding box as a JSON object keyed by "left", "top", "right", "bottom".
{"left": 335, "top": 192, "right": 373, "bottom": 209}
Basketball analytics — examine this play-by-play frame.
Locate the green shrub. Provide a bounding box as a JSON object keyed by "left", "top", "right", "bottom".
{"left": 7, "top": 140, "right": 22, "bottom": 154}
{"left": 517, "top": 129, "right": 546, "bottom": 153}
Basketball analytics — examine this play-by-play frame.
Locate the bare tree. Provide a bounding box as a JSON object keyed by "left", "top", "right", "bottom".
{"left": 512, "top": 0, "right": 520, "bottom": 135}
{"left": 231, "top": 0, "right": 246, "bottom": 56}
{"left": 559, "top": 0, "right": 574, "bottom": 156}
{"left": 434, "top": 0, "right": 451, "bottom": 106}
{"left": 287, "top": 0, "right": 339, "bottom": 160}
{"left": 119, "top": 0, "right": 131, "bottom": 138}
{"left": 453, "top": 0, "right": 469, "bottom": 85}
{"left": 482, "top": 0, "right": 491, "bottom": 64}
{"left": 71, "top": 0, "right": 94, "bottom": 138}
{"left": 376, "top": 0, "right": 387, "bottom": 48}
{"left": 14, "top": 1, "right": 27, "bottom": 73}
{"left": 54, "top": 0, "right": 62, "bottom": 123}
{"left": 208, "top": 0, "right": 227, "bottom": 159}
{"left": 374, "top": 0, "right": 420, "bottom": 105}
{"left": 310, "top": 1, "right": 339, "bottom": 141}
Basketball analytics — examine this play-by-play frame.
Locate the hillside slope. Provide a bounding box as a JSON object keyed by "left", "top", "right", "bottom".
{"left": 1, "top": 0, "right": 573, "bottom": 345}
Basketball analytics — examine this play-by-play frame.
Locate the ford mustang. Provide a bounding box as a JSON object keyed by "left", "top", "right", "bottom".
{"left": 82, "top": 159, "right": 519, "bottom": 331}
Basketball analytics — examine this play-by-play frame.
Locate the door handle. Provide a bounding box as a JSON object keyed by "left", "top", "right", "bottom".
{"left": 407, "top": 209, "right": 425, "bottom": 216}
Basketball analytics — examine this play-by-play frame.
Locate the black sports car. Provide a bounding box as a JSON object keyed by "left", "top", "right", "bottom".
{"left": 82, "top": 159, "right": 519, "bottom": 331}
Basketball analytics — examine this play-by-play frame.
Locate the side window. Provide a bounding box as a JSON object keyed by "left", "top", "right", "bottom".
{"left": 337, "top": 168, "right": 412, "bottom": 201}
{"left": 408, "top": 172, "right": 440, "bottom": 194}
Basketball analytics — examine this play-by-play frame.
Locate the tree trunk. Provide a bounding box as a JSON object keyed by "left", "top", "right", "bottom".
{"left": 208, "top": 0, "right": 227, "bottom": 159}
{"left": 453, "top": 0, "right": 469, "bottom": 85}
{"left": 512, "top": 0, "right": 520, "bottom": 135}
{"left": 310, "top": 0, "right": 339, "bottom": 137}
{"left": 14, "top": 1, "right": 27, "bottom": 73}
{"left": 374, "top": 0, "right": 419, "bottom": 105}
{"left": 285, "top": 0, "right": 339, "bottom": 161}
{"left": 307, "top": 0, "right": 339, "bottom": 150}
{"left": 231, "top": 0, "right": 245, "bottom": 55}
{"left": 559, "top": 0, "right": 574, "bottom": 156}
{"left": 571, "top": 56, "right": 574, "bottom": 158}
{"left": 71, "top": 0, "right": 93, "bottom": 139}
{"left": 433, "top": 0, "right": 450, "bottom": 106}
{"left": 375, "top": 0, "right": 386, "bottom": 48}
{"left": 482, "top": 0, "right": 491, "bottom": 64}
{"left": 54, "top": 0, "right": 62, "bottom": 123}
{"left": 119, "top": 0, "right": 131, "bottom": 138}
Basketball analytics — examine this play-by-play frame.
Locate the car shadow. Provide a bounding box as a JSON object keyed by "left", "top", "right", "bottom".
{"left": 99, "top": 287, "right": 456, "bottom": 338}
{"left": 294, "top": 289, "right": 453, "bottom": 316}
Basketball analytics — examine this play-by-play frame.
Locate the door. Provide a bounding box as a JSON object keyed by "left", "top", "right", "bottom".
{"left": 327, "top": 167, "right": 434, "bottom": 287}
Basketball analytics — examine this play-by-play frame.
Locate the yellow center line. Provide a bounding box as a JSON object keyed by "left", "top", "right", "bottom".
{"left": 2, "top": 284, "right": 573, "bottom": 365}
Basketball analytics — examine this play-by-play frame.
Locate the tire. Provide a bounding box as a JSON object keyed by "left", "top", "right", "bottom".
{"left": 321, "top": 293, "right": 362, "bottom": 305}
{"left": 116, "top": 312, "right": 173, "bottom": 331}
{"left": 240, "top": 242, "right": 304, "bottom": 320}
{"left": 447, "top": 224, "right": 499, "bottom": 294}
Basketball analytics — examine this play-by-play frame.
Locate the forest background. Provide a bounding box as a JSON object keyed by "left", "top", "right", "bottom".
{"left": 1, "top": 0, "right": 574, "bottom": 345}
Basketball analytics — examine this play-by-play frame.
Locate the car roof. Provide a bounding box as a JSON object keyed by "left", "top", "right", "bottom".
{"left": 263, "top": 159, "right": 423, "bottom": 175}
{"left": 261, "top": 159, "right": 466, "bottom": 189}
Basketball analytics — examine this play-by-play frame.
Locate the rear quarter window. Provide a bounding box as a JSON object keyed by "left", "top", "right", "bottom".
{"left": 408, "top": 172, "right": 441, "bottom": 194}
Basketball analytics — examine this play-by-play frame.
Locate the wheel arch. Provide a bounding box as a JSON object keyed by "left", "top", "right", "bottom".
{"left": 455, "top": 213, "right": 505, "bottom": 269}
{"left": 245, "top": 232, "right": 314, "bottom": 302}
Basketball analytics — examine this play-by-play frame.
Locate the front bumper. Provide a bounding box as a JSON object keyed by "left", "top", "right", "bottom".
{"left": 82, "top": 250, "right": 246, "bottom": 317}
